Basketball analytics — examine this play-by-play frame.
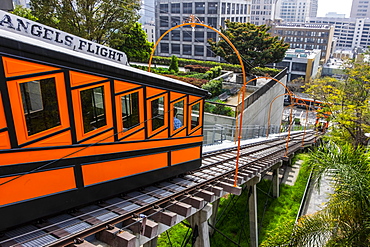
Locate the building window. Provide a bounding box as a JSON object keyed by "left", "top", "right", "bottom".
{"left": 160, "top": 16, "right": 168, "bottom": 27}
{"left": 183, "top": 31, "right": 192, "bottom": 41}
{"left": 80, "top": 86, "right": 106, "bottom": 133}
{"left": 183, "top": 2, "right": 193, "bottom": 14}
{"left": 171, "top": 16, "right": 180, "bottom": 27}
{"left": 160, "top": 4, "right": 168, "bottom": 13}
{"left": 20, "top": 78, "right": 60, "bottom": 136}
{"left": 207, "top": 17, "right": 217, "bottom": 27}
{"left": 195, "top": 2, "right": 205, "bottom": 14}
{"left": 172, "top": 30, "right": 181, "bottom": 41}
{"left": 121, "top": 91, "right": 140, "bottom": 131}
{"left": 160, "top": 30, "right": 169, "bottom": 40}
{"left": 207, "top": 32, "right": 216, "bottom": 41}
{"left": 221, "top": 3, "right": 226, "bottom": 14}
{"left": 171, "top": 44, "right": 180, "bottom": 54}
{"left": 208, "top": 2, "right": 218, "bottom": 14}
{"left": 183, "top": 44, "right": 192, "bottom": 55}
{"left": 171, "top": 3, "right": 180, "bottom": 13}
{"left": 292, "top": 62, "right": 307, "bottom": 72}
{"left": 195, "top": 45, "right": 204, "bottom": 56}
{"left": 160, "top": 43, "right": 169, "bottom": 53}
{"left": 195, "top": 31, "right": 205, "bottom": 42}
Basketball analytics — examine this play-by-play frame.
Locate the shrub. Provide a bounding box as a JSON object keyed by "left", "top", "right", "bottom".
{"left": 201, "top": 79, "right": 223, "bottom": 97}
{"left": 168, "top": 55, "right": 179, "bottom": 73}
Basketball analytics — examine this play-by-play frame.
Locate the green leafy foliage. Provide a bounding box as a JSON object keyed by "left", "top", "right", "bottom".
{"left": 168, "top": 55, "right": 179, "bottom": 73}
{"left": 109, "top": 22, "right": 153, "bottom": 62}
{"left": 11, "top": 5, "right": 38, "bottom": 21}
{"left": 202, "top": 79, "right": 223, "bottom": 97}
{"left": 208, "top": 21, "right": 289, "bottom": 72}
{"left": 304, "top": 60, "right": 370, "bottom": 147}
{"left": 30, "top": 0, "right": 140, "bottom": 45}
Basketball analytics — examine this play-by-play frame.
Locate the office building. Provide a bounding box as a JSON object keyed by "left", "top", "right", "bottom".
{"left": 250, "top": 0, "right": 277, "bottom": 25}
{"left": 350, "top": 0, "right": 370, "bottom": 18}
{"left": 269, "top": 22, "right": 334, "bottom": 62}
{"left": 155, "top": 0, "right": 251, "bottom": 61}
{"left": 307, "top": 17, "right": 370, "bottom": 51}
{"left": 275, "top": 0, "right": 316, "bottom": 23}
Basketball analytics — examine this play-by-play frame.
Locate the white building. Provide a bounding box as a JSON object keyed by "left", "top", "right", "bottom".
{"left": 250, "top": 0, "right": 277, "bottom": 25}
{"left": 307, "top": 17, "right": 370, "bottom": 51}
{"left": 275, "top": 0, "right": 316, "bottom": 23}
{"left": 270, "top": 49, "right": 321, "bottom": 82}
{"left": 350, "top": 0, "right": 370, "bottom": 18}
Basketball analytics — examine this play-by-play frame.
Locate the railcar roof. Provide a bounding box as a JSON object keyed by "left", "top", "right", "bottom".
{"left": 0, "top": 28, "right": 209, "bottom": 96}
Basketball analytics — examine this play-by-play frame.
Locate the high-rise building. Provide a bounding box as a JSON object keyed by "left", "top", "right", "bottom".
{"left": 350, "top": 0, "right": 370, "bottom": 18}
{"left": 155, "top": 0, "right": 252, "bottom": 61}
{"left": 269, "top": 22, "right": 334, "bottom": 62}
{"left": 275, "top": 0, "right": 317, "bottom": 23}
{"left": 250, "top": 0, "right": 277, "bottom": 25}
{"left": 307, "top": 17, "right": 370, "bottom": 51}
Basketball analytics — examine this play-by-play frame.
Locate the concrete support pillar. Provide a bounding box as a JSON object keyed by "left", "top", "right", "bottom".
{"left": 208, "top": 198, "right": 221, "bottom": 235}
{"left": 188, "top": 204, "right": 213, "bottom": 247}
{"left": 143, "top": 237, "right": 158, "bottom": 247}
{"left": 249, "top": 184, "right": 258, "bottom": 247}
{"left": 272, "top": 161, "right": 282, "bottom": 198}
{"left": 247, "top": 175, "right": 261, "bottom": 247}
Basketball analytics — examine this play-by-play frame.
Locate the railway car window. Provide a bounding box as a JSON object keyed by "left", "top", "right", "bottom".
{"left": 173, "top": 100, "right": 184, "bottom": 130}
{"left": 191, "top": 102, "right": 200, "bottom": 129}
{"left": 20, "top": 78, "right": 60, "bottom": 136}
{"left": 121, "top": 92, "right": 140, "bottom": 131}
{"left": 151, "top": 96, "right": 164, "bottom": 131}
{"left": 80, "top": 86, "right": 106, "bottom": 133}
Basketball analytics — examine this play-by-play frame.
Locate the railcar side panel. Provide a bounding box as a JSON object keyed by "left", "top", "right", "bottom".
{"left": 0, "top": 167, "right": 76, "bottom": 206}
{"left": 0, "top": 27, "right": 208, "bottom": 230}
{"left": 82, "top": 152, "right": 168, "bottom": 186}
{"left": 171, "top": 146, "right": 201, "bottom": 165}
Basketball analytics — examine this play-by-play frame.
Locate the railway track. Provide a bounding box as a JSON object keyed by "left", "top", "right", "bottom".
{"left": 0, "top": 130, "right": 318, "bottom": 247}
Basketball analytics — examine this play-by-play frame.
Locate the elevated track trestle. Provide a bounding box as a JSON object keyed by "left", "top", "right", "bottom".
{"left": 0, "top": 131, "right": 319, "bottom": 247}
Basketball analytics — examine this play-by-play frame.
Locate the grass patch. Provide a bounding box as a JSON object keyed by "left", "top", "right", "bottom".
{"left": 157, "top": 153, "right": 311, "bottom": 246}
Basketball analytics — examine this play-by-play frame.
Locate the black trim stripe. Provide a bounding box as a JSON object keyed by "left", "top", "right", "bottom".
{"left": 110, "top": 79, "right": 118, "bottom": 142}
{"left": 0, "top": 56, "right": 18, "bottom": 148}
{"left": 0, "top": 142, "right": 203, "bottom": 176}
{"left": 0, "top": 127, "right": 7, "bottom": 133}
{"left": 64, "top": 69, "right": 77, "bottom": 144}
{"left": 0, "top": 135, "right": 201, "bottom": 154}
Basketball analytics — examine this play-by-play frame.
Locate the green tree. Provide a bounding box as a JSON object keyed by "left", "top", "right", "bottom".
{"left": 30, "top": 0, "right": 140, "bottom": 45}
{"left": 109, "top": 22, "right": 153, "bottom": 62}
{"left": 264, "top": 142, "right": 370, "bottom": 246}
{"left": 11, "top": 5, "right": 38, "bottom": 21}
{"left": 168, "top": 55, "right": 179, "bottom": 73}
{"left": 208, "top": 20, "right": 289, "bottom": 72}
{"left": 304, "top": 60, "right": 370, "bottom": 147}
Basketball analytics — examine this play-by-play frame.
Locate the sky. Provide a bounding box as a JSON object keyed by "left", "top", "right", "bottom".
{"left": 317, "top": 0, "right": 353, "bottom": 17}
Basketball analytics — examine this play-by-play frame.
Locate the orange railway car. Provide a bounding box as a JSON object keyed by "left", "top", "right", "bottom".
{"left": 0, "top": 11, "right": 209, "bottom": 231}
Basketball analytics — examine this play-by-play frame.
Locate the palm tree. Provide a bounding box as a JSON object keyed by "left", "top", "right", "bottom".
{"left": 265, "top": 142, "right": 370, "bottom": 246}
